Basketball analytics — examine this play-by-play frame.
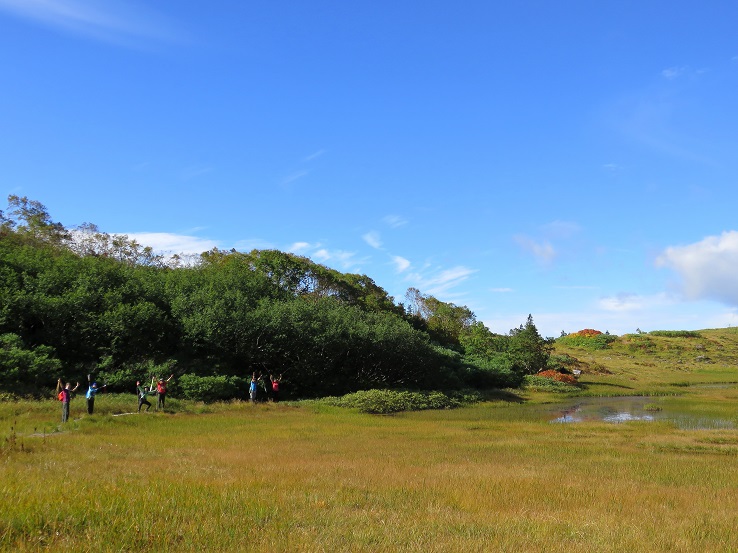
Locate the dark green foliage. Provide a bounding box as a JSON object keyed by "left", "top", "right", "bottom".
{"left": 462, "top": 354, "right": 524, "bottom": 388}
{"left": 0, "top": 197, "right": 546, "bottom": 399}
{"left": 507, "top": 315, "right": 553, "bottom": 374}
{"left": 0, "top": 333, "right": 62, "bottom": 394}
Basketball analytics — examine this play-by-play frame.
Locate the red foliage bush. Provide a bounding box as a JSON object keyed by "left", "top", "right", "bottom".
{"left": 537, "top": 370, "right": 578, "bottom": 385}
{"left": 569, "top": 329, "right": 603, "bottom": 338}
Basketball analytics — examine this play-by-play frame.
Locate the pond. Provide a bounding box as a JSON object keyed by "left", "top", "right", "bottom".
{"left": 545, "top": 396, "right": 736, "bottom": 430}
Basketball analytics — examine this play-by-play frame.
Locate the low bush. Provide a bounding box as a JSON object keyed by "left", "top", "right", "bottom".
{"left": 648, "top": 330, "right": 702, "bottom": 338}
{"left": 523, "top": 375, "right": 578, "bottom": 393}
{"left": 557, "top": 330, "right": 617, "bottom": 350}
{"left": 321, "top": 389, "right": 482, "bottom": 414}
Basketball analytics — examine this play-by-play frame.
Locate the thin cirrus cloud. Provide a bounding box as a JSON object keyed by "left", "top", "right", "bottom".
{"left": 407, "top": 265, "right": 477, "bottom": 297}
{"left": 0, "top": 0, "right": 184, "bottom": 46}
{"left": 656, "top": 230, "right": 738, "bottom": 306}
{"left": 362, "top": 231, "right": 382, "bottom": 249}
{"left": 383, "top": 214, "right": 408, "bottom": 228}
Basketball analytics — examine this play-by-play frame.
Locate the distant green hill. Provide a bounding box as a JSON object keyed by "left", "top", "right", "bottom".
{"left": 553, "top": 328, "right": 738, "bottom": 395}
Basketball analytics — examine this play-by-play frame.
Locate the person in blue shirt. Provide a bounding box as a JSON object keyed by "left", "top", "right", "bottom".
{"left": 86, "top": 374, "right": 107, "bottom": 414}
{"left": 249, "top": 373, "right": 260, "bottom": 403}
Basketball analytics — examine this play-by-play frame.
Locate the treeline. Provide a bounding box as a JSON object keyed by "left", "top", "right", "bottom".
{"left": 0, "top": 196, "right": 553, "bottom": 399}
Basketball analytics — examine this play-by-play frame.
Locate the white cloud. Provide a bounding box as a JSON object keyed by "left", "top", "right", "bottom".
{"left": 656, "top": 230, "right": 738, "bottom": 306}
{"left": 407, "top": 265, "right": 476, "bottom": 296}
{"left": 383, "top": 214, "right": 408, "bottom": 228}
{"left": 312, "top": 248, "right": 366, "bottom": 271}
{"left": 124, "top": 232, "right": 218, "bottom": 255}
{"left": 490, "top": 287, "right": 513, "bottom": 293}
{"left": 287, "top": 242, "right": 313, "bottom": 254}
{"left": 362, "top": 231, "right": 382, "bottom": 249}
{"left": 391, "top": 256, "right": 410, "bottom": 273}
{"left": 661, "top": 66, "right": 686, "bottom": 79}
{"left": 514, "top": 235, "right": 556, "bottom": 264}
{"left": 0, "top": 0, "right": 183, "bottom": 45}
{"left": 598, "top": 292, "right": 646, "bottom": 312}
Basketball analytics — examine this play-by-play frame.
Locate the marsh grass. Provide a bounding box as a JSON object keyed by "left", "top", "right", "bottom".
{"left": 3, "top": 391, "right": 738, "bottom": 552}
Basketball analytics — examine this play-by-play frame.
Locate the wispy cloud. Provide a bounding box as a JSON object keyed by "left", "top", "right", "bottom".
{"left": 406, "top": 265, "right": 476, "bottom": 297}
{"left": 0, "top": 0, "right": 183, "bottom": 46}
{"left": 514, "top": 235, "right": 556, "bottom": 264}
{"left": 362, "top": 231, "right": 382, "bottom": 249}
{"left": 313, "top": 248, "right": 368, "bottom": 272}
{"left": 302, "top": 149, "right": 326, "bottom": 162}
{"left": 656, "top": 230, "right": 738, "bottom": 306}
{"left": 661, "top": 66, "right": 687, "bottom": 80}
{"left": 383, "top": 214, "right": 408, "bottom": 228}
{"left": 281, "top": 170, "right": 308, "bottom": 186}
{"left": 391, "top": 255, "right": 410, "bottom": 273}
{"left": 490, "top": 287, "right": 513, "bottom": 293}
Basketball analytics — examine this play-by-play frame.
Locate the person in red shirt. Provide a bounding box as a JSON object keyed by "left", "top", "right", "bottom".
{"left": 156, "top": 374, "right": 174, "bottom": 411}
{"left": 269, "top": 374, "right": 283, "bottom": 403}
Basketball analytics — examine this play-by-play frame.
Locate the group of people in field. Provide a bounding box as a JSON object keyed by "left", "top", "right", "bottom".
{"left": 54, "top": 373, "right": 172, "bottom": 421}
{"left": 54, "top": 371, "right": 284, "bottom": 423}
{"left": 249, "top": 373, "right": 282, "bottom": 403}
{"left": 56, "top": 374, "right": 108, "bottom": 422}
{"left": 136, "top": 374, "right": 174, "bottom": 412}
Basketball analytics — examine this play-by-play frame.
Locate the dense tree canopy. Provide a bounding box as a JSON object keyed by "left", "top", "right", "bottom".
{"left": 0, "top": 197, "right": 551, "bottom": 398}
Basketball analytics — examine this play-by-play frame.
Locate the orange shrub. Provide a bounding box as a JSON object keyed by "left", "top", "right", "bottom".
{"left": 569, "top": 329, "right": 603, "bottom": 338}
{"left": 537, "top": 370, "right": 578, "bottom": 385}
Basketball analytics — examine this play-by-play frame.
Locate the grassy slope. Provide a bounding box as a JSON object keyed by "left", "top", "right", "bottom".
{"left": 553, "top": 327, "right": 738, "bottom": 395}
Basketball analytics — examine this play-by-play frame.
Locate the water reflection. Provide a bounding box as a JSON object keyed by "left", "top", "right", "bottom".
{"left": 548, "top": 396, "right": 734, "bottom": 429}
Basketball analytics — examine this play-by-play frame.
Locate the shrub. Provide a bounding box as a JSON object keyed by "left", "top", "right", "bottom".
{"left": 321, "top": 389, "right": 481, "bottom": 414}
{"left": 523, "top": 375, "right": 577, "bottom": 393}
{"left": 178, "top": 374, "right": 247, "bottom": 403}
{"left": 536, "top": 370, "right": 578, "bottom": 385}
{"left": 648, "top": 330, "right": 701, "bottom": 338}
{"left": 557, "top": 330, "right": 617, "bottom": 350}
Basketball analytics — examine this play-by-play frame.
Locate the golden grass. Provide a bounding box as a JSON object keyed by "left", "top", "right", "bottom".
{"left": 3, "top": 396, "right": 738, "bottom": 552}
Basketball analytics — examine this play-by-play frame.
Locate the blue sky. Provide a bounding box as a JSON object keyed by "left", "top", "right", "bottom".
{"left": 2, "top": 0, "right": 738, "bottom": 337}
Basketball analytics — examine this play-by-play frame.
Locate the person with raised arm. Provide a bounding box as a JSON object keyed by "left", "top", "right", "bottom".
{"left": 156, "top": 374, "right": 174, "bottom": 411}
{"left": 85, "top": 374, "right": 107, "bottom": 415}
{"left": 56, "top": 378, "right": 80, "bottom": 423}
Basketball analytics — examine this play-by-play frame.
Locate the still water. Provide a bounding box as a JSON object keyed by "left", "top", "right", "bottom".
{"left": 545, "top": 396, "right": 735, "bottom": 430}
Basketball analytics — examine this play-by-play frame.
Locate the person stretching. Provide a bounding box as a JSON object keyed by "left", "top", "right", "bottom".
{"left": 137, "top": 381, "right": 156, "bottom": 413}
{"left": 85, "top": 374, "right": 107, "bottom": 415}
{"left": 156, "top": 374, "right": 174, "bottom": 411}
{"left": 56, "top": 378, "right": 80, "bottom": 423}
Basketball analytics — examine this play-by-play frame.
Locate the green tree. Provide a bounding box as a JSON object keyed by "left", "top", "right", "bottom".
{"left": 507, "top": 314, "right": 552, "bottom": 374}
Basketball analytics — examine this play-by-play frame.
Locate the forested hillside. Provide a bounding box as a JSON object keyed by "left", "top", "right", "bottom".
{"left": 0, "top": 196, "right": 552, "bottom": 399}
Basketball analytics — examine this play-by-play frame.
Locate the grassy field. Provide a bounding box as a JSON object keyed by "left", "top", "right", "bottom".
{"left": 2, "top": 328, "right": 738, "bottom": 551}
